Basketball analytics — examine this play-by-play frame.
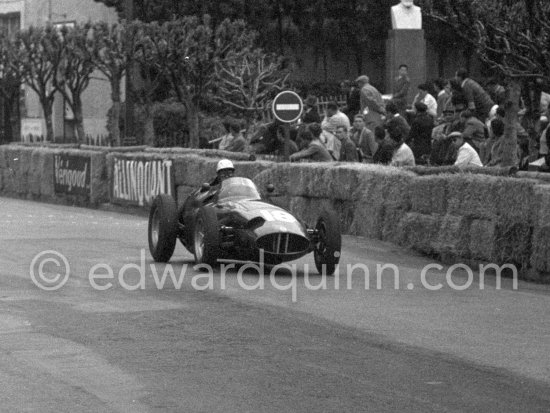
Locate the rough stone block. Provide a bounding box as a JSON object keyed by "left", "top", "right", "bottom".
{"left": 394, "top": 212, "right": 442, "bottom": 254}
{"left": 468, "top": 219, "right": 496, "bottom": 261}
{"left": 409, "top": 175, "right": 448, "bottom": 214}
{"left": 40, "top": 152, "right": 55, "bottom": 197}
{"left": 531, "top": 225, "right": 550, "bottom": 273}
{"left": 434, "top": 214, "right": 470, "bottom": 258}
{"left": 446, "top": 174, "right": 498, "bottom": 219}
{"left": 27, "top": 149, "right": 42, "bottom": 196}
{"left": 90, "top": 152, "right": 108, "bottom": 205}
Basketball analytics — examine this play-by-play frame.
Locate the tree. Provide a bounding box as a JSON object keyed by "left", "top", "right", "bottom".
{"left": 90, "top": 21, "right": 134, "bottom": 146}
{"left": 16, "top": 25, "right": 65, "bottom": 141}
{"left": 135, "top": 16, "right": 257, "bottom": 147}
{"left": 132, "top": 22, "right": 165, "bottom": 146}
{"left": 214, "top": 49, "right": 289, "bottom": 130}
{"left": 419, "top": 0, "right": 550, "bottom": 167}
{"left": 0, "top": 31, "right": 24, "bottom": 143}
{"left": 54, "top": 23, "right": 96, "bottom": 143}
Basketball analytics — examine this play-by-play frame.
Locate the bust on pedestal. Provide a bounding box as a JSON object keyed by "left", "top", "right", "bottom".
{"left": 386, "top": 0, "right": 426, "bottom": 105}
{"left": 391, "top": 0, "right": 422, "bottom": 30}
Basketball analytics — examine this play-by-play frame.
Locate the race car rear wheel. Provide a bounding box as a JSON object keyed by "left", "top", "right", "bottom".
{"left": 313, "top": 209, "right": 341, "bottom": 275}
{"left": 148, "top": 194, "right": 178, "bottom": 262}
{"left": 193, "top": 206, "right": 220, "bottom": 266}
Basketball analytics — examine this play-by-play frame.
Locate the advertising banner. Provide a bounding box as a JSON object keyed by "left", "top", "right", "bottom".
{"left": 53, "top": 154, "right": 91, "bottom": 196}
{"left": 112, "top": 157, "right": 174, "bottom": 207}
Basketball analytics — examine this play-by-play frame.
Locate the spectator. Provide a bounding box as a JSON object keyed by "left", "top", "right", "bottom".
{"left": 484, "top": 118, "right": 505, "bottom": 166}
{"left": 392, "top": 64, "right": 410, "bottom": 115}
{"left": 341, "top": 80, "right": 361, "bottom": 121}
{"left": 449, "top": 79, "right": 468, "bottom": 113}
{"left": 290, "top": 124, "right": 333, "bottom": 162}
{"left": 386, "top": 102, "right": 411, "bottom": 145}
{"left": 356, "top": 75, "right": 386, "bottom": 131}
{"left": 450, "top": 131, "right": 483, "bottom": 168}
{"left": 249, "top": 120, "right": 284, "bottom": 154}
{"left": 432, "top": 108, "right": 457, "bottom": 142}
{"left": 373, "top": 125, "right": 395, "bottom": 165}
{"left": 407, "top": 101, "right": 434, "bottom": 163}
{"left": 540, "top": 122, "right": 550, "bottom": 169}
{"left": 350, "top": 114, "right": 377, "bottom": 162}
{"left": 486, "top": 78, "right": 506, "bottom": 106}
{"left": 389, "top": 130, "right": 415, "bottom": 167}
{"left": 335, "top": 126, "right": 359, "bottom": 162}
{"left": 460, "top": 109, "right": 487, "bottom": 153}
{"left": 302, "top": 95, "right": 321, "bottom": 124}
{"left": 434, "top": 78, "right": 452, "bottom": 119}
{"left": 218, "top": 119, "right": 246, "bottom": 152}
{"left": 322, "top": 101, "right": 351, "bottom": 134}
{"left": 411, "top": 82, "right": 437, "bottom": 119}
{"left": 386, "top": 101, "right": 411, "bottom": 140}
{"left": 430, "top": 108, "right": 459, "bottom": 166}
{"left": 541, "top": 91, "right": 550, "bottom": 115}
{"left": 455, "top": 68, "right": 495, "bottom": 121}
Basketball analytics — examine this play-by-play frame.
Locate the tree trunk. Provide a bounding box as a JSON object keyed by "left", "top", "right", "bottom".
{"left": 110, "top": 77, "right": 122, "bottom": 146}
{"left": 501, "top": 79, "right": 520, "bottom": 167}
{"left": 42, "top": 100, "right": 54, "bottom": 142}
{"left": 186, "top": 101, "right": 200, "bottom": 148}
{"left": 3, "top": 98, "right": 12, "bottom": 144}
{"left": 73, "top": 97, "right": 85, "bottom": 143}
{"left": 142, "top": 104, "right": 155, "bottom": 146}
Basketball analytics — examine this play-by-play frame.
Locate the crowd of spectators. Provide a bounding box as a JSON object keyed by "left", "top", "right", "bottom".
{"left": 214, "top": 66, "right": 550, "bottom": 172}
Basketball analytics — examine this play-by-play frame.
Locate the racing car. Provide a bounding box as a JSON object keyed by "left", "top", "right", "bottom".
{"left": 147, "top": 177, "right": 341, "bottom": 275}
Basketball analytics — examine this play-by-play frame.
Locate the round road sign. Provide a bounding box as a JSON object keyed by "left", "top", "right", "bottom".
{"left": 271, "top": 91, "right": 303, "bottom": 123}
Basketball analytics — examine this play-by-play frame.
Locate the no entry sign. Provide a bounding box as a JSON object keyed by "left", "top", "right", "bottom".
{"left": 272, "top": 91, "right": 303, "bottom": 123}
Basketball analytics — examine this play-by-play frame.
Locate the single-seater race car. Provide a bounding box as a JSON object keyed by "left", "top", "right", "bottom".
{"left": 148, "top": 177, "right": 341, "bottom": 275}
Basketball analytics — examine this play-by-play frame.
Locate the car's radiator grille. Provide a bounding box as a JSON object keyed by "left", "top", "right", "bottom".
{"left": 257, "top": 233, "right": 310, "bottom": 255}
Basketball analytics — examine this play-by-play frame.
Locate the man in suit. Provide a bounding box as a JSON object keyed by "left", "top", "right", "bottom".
{"left": 392, "top": 64, "right": 410, "bottom": 115}
{"left": 455, "top": 68, "right": 495, "bottom": 122}
{"left": 460, "top": 109, "right": 487, "bottom": 153}
{"left": 356, "top": 75, "right": 386, "bottom": 131}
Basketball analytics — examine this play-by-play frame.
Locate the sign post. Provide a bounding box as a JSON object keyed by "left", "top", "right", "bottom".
{"left": 271, "top": 91, "right": 303, "bottom": 161}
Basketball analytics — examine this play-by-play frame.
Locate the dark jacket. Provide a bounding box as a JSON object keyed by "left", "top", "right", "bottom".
{"left": 430, "top": 135, "right": 457, "bottom": 165}
{"left": 386, "top": 114, "right": 411, "bottom": 142}
{"left": 462, "top": 116, "right": 487, "bottom": 153}
{"left": 373, "top": 139, "right": 396, "bottom": 165}
{"left": 302, "top": 107, "right": 321, "bottom": 124}
{"left": 462, "top": 78, "right": 495, "bottom": 120}
{"left": 344, "top": 88, "right": 361, "bottom": 120}
{"left": 407, "top": 112, "right": 434, "bottom": 160}
{"left": 392, "top": 75, "right": 410, "bottom": 112}
{"left": 290, "top": 140, "right": 333, "bottom": 162}
{"left": 339, "top": 137, "right": 359, "bottom": 162}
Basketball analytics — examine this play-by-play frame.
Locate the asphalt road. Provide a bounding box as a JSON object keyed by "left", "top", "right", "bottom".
{"left": 1, "top": 197, "right": 549, "bottom": 412}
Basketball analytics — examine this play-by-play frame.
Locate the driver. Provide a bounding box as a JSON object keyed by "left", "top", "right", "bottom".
{"left": 210, "top": 159, "right": 235, "bottom": 186}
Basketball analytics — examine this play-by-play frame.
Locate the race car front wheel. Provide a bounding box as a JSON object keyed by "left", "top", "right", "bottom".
{"left": 313, "top": 209, "right": 342, "bottom": 275}
{"left": 148, "top": 194, "right": 178, "bottom": 262}
{"left": 193, "top": 206, "right": 220, "bottom": 266}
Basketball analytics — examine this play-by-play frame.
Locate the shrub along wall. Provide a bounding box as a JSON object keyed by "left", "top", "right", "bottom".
{"left": 1, "top": 143, "right": 549, "bottom": 281}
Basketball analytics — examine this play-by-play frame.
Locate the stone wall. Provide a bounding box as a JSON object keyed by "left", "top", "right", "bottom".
{"left": 1, "top": 143, "right": 549, "bottom": 281}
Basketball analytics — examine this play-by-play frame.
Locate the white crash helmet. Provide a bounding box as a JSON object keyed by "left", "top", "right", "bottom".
{"left": 216, "top": 159, "right": 234, "bottom": 172}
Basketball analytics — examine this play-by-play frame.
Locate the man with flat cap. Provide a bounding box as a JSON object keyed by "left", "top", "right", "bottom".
{"left": 356, "top": 75, "right": 386, "bottom": 131}
{"left": 450, "top": 131, "right": 483, "bottom": 168}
